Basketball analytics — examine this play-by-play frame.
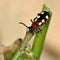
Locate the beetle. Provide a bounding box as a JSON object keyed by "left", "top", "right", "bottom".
{"left": 19, "top": 11, "right": 50, "bottom": 33}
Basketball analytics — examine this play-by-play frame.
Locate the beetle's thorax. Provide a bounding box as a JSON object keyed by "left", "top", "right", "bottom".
{"left": 31, "top": 22, "right": 39, "bottom": 28}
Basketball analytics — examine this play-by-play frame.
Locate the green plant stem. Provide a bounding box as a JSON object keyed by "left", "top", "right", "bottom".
{"left": 11, "top": 31, "right": 34, "bottom": 60}
{"left": 20, "top": 31, "right": 34, "bottom": 50}
{"left": 31, "top": 5, "right": 52, "bottom": 60}
{"left": 11, "top": 50, "right": 21, "bottom": 60}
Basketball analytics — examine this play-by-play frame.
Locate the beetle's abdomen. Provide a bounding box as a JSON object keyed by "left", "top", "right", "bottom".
{"left": 37, "top": 11, "right": 49, "bottom": 23}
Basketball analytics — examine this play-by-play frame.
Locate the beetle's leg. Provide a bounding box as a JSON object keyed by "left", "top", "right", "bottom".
{"left": 30, "top": 19, "right": 33, "bottom": 23}
{"left": 38, "top": 28, "right": 42, "bottom": 31}
{"left": 33, "top": 17, "right": 37, "bottom": 22}
{"left": 35, "top": 28, "right": 42, "bottom": 33}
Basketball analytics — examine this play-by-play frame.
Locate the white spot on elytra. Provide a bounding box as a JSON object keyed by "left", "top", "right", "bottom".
{"left": 39, "top": 22, "right": 42, "bottom": 25}
{"left": 46, "top": 15, "right": 48, "bottom": 19}
{"left": 35, "top": 19, "right": 37, "bottom": 21}
{"left": 41, "top": 12, "right": 44, "bottom": 14}
{"left": 42, "top": 19, "right": 45, "bottom": 23}
{"left": 37, "top": 15, "right": 40, "bottom": 18}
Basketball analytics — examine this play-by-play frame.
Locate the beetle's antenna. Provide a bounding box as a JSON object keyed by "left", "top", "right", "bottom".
{"left": 19, "top": 22, "right": 29, "bottom": 28}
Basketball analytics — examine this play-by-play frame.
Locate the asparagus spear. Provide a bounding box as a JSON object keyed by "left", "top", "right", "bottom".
{"left": 31, "top": 4, "right": 52, "bottom": 60}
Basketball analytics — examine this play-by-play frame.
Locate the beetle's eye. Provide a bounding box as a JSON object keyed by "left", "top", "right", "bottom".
{"left": 42, "top": 19, "right": 45, "bottom": 23}
{"left": 45, "top": 15, "right": 49, "bottom": 20}
{"left": 39, "top": 22, "right": 42, "bottom": 25}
